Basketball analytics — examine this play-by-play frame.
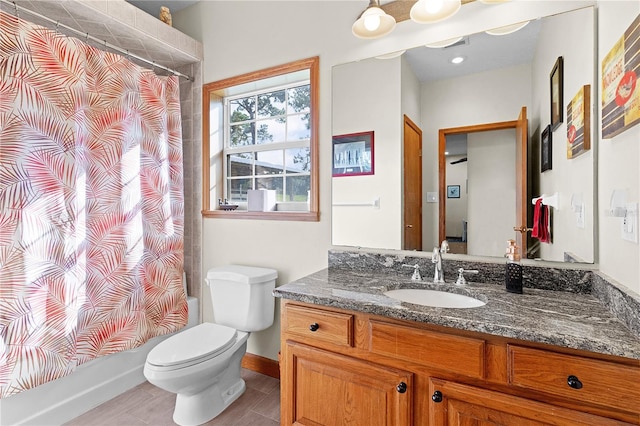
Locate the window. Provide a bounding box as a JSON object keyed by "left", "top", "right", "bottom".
{"left": 202, "top": 57, "right": 319, "bottom": 221}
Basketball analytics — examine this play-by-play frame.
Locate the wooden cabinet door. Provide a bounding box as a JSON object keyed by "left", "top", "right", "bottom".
{"left": 282, "top": 341, "right": 412, "bottom": 426}
{"left": 429, "top": 378, "right": 632, "bottom": 426}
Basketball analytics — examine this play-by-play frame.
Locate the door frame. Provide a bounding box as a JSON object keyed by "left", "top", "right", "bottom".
{"left": 438, "top": 116, "right": 525, "bottom": 250}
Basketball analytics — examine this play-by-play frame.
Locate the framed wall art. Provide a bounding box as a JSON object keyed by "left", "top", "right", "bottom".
{"left": 447, "top": 185, "right": 460, "bottom": 199}
{"left": 541, "top": 124, "right": 552, "bottom": 172}
{"left": 567, "top": 84, "right": 591, "bottom": 159}
{"left": 332, "top": 131, "right": 374, "bottom": 177}
{"left": 601, "top": 14, "right": 640, "bottom": 139}
{"left": 550, "top": 56, "right": 564, "bottom": 130}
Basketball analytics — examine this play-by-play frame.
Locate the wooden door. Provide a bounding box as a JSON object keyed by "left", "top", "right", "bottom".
{"left": 429, "top": 378, "right": 631, "bottom": 426}
{"left": 515, "top": 106, "right": 528, "bottom": 255}
{"left": 282, "top": 341, "right": 412, "bottom": 426}
{"left": 404, "top": 115, "right": 422, "bottom": 251}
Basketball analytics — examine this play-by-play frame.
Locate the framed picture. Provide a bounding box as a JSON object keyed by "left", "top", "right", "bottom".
{"left": 447, "top": 185, "right": 460, "bottom": 199}
{"left": 332, "top": 131, "right": 374, "bottom": 177}
{"left": 541, "top": 124, "right": 552, "bottom": 172}
{"left": 601, "top": 14, "right": 640, "bottom": 139}
{"left": 567, "top": 85, "right": 591, "bottom": 159}
{"left": 550, "top": 56, "right": 564, "bottom": 130}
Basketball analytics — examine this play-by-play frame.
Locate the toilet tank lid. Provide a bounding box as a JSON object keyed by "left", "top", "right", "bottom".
{"left": 206, "top": 265, "right": 277, "bottom": 284}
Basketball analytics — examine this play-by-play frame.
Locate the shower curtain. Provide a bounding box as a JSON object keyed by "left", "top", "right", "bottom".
{"left": 0, "top": 11, "right": 187, "bottom": 398}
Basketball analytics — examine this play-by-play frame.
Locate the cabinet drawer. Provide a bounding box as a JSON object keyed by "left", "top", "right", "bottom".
{"left": 284, "top": 304, "right": 354, "bottom": 347}
{"left": 508, "top": 345, "right": 640, "bottom": 413}
{"left": 369, "top": 320, "right": 486, "bottom": 379}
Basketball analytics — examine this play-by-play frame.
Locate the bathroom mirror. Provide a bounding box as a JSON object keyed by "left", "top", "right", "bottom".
{"left": 332, "top": 6, "right": 596, "bottom": 263}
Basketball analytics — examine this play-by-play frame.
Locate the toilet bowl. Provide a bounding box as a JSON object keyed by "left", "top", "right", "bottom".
{"left": 143, "top": 265, "right": 277, "bottom": 426}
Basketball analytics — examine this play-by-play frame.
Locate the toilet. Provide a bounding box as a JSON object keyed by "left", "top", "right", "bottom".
{"left": 143, "top": 265, "right": 277, "bottom": 426}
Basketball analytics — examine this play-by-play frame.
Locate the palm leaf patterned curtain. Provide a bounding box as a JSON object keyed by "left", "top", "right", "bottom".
{"left": 0, "top": 11, "right": 186, "bottom": 398}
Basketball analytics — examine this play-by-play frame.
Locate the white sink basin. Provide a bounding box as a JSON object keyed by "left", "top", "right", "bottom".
{"left": 383, "top": 289, "right": 486, "bottom": 309}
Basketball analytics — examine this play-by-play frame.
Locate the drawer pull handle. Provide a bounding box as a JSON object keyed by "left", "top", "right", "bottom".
{"left": 567, "top": 375, "right": 583, "bottom": 389}
{"left": 309, "top": 323, "right": 319, "bottom": 332}
{"left": 396, "top": 382, "right": 407, "bottom": 393}
{"left": 432, "top": 390, "right": 443, "bottom": 403}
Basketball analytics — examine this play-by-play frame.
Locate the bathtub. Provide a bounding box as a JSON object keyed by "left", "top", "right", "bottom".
{"left": 0, "top": 296, "right": 198, "bottom": 426}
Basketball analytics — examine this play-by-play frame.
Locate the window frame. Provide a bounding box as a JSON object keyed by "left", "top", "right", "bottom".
{"left": 202, "top": 57, "right": 319, "bottom": 221}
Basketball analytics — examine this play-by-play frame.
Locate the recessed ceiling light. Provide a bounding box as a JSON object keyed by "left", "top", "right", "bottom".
{"left": 451, "top": 56, "right": 465, "bottom": 64}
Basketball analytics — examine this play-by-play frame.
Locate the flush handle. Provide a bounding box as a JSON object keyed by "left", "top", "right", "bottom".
{"left": 309, "top": 323, "right": 319, "bottom": 332}
{"left": 567, "top": 375, "right": 583, "bottom": 389}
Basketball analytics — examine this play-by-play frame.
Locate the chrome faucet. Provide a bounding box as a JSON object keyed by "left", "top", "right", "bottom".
{"left": 432, "top": 248, "right": 444, "bottom": 283}
{"left": 432, "top": 240, "right": 449, "bottom": 283}
{"left": 402, "top": 264, "right": 422, "bottom": 281}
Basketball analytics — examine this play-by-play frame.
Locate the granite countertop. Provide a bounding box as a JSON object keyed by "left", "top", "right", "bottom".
{"left": 274, "top": 268, "right": 640, "bottom": 360}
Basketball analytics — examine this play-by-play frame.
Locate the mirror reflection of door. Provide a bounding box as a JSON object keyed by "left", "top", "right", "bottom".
{"left": 440, "top": 107, "right": 528, "bottom": 258}
{"left": 444, "top": 135, "right": 468, "bottom": 254}
{"left": 403, "top": 115, "right": 422, "bottom": 251}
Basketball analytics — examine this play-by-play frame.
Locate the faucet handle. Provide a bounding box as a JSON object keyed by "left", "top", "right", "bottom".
{"left": 455, "top": 268, "right": 479, "bottom": 286}
{"left": 402, "top": 264, "right": 422, "bottom": 281}
{"left": 440, "top": 240, "right": 450, "bottom": 253}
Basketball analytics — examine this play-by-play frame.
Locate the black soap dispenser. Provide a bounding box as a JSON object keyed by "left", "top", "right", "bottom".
{"left": 505, "top": 239, "right": 523, "bottom": 294}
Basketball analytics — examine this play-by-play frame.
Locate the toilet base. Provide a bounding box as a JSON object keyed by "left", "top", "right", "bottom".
{"left": 168, "top": 339, "right": 248, "bottom": 426}
{"left": 173, "top": 377, "right": 246, "bottom": 426}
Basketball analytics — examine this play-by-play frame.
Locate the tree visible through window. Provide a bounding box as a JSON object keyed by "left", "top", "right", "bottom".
{"left": 225, "top": 84, "right": 311, "bottom": 204}
{"left": 202, "top": 57, "right": 319, "bottom": 221}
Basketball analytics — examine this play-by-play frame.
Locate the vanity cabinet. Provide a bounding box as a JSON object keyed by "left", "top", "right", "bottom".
{"left": 280, "top": 300, "right": 640, "bottom": 425}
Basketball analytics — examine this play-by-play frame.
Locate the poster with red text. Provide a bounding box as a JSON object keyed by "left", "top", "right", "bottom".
{"left": 602, "top": 14, "right": 640, "bottom": 139}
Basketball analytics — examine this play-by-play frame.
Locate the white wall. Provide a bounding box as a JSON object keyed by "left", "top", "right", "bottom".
{"left": 597, "top": 1, "right": 640, "bottom": 294}
{"left": 173, "top": 0, "right": 640, "bottom": 361}
{"left": 467, "top": 130, "right": 517, "bottom": 257}
{"left": 422, "top": 63, "right": 532, "bottom": 250}
{"left": 530, "top": 7, "right": 595, "bottom": 262}
{"left": 332, "top": 57, "right": 402, "bottom": 249}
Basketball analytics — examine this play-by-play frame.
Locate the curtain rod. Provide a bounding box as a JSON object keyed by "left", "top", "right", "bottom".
{"left": 2, "top": 0, "right": 195, "bottom": 82}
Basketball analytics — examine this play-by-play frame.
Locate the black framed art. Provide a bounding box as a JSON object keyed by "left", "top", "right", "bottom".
{"left": 447, "top": 185, "right": 460, "bottom": 199}
{"left": 550, "top": 56, "right": 564, "bottom": 130}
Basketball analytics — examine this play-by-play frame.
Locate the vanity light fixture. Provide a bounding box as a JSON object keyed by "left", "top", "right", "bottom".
{"left": 352, "top": 0, "right": 396, "bottom": 39}
{"left": 451, "top": 56, "right": 465, "bottom": 64}
{"left": 410, "top": 0, "right": 461, "bottom": 24}
{"left": 486, "top": 20, "right": 530, "bottom": 35}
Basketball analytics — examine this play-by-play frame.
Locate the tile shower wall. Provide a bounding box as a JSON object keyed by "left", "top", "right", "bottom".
{"left": 178, "top": 62, "right": 203, "bottom": 311}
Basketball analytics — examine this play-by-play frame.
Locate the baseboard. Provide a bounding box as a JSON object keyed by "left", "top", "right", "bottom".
{"left": 242, "top": 353, "right": 280, "bottom": 379}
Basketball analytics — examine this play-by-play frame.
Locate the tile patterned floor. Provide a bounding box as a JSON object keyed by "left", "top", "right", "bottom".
{"left": 64, "top": 369, "right": 280, "bottom": 426}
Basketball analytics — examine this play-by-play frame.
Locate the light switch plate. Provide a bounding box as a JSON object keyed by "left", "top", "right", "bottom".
{"left": 576, "top": 206, "right": 585, "bottom": 229}
{"left": 622, "top": 203, "right": 638, "bottom": 243}
{"left": 426, "top": 192, "right": 438, "bottom": 203}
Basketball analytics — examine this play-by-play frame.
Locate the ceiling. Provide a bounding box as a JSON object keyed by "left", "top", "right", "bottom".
{"left": 404, "top": 18, "right": 541, "bottom": 83}
{"left": 125, "top": 0, "right": 198, "bottom": 19}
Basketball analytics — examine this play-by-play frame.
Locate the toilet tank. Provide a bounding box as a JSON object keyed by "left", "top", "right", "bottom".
{"left": 206, "top": 265, "right": 277, "bottom": 332}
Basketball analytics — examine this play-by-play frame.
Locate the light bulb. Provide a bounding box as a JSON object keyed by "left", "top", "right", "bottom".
{"left": 363, "top": 14, "right": 381, "bottom": 31}
{"left": 425, "top": 0, "right": 444, "bottom": 14}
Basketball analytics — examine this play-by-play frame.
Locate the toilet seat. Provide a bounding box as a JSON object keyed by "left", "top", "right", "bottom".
{"left": 146, "top": 323, "right": 238, "bottom": 369}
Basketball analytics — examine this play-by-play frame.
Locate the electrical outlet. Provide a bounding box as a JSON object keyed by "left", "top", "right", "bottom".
{"left": 621, "top": 203, "right": 638, "bottom": 243}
